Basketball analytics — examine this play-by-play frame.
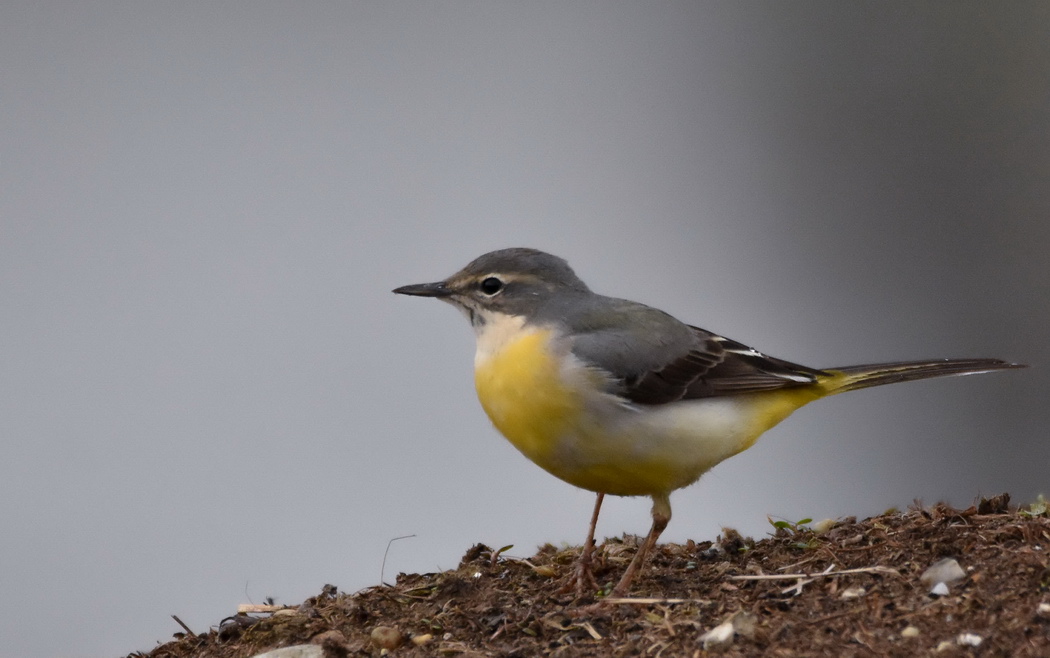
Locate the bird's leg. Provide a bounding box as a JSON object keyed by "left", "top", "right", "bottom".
{"left": 607, "top": 493, "right": 671, "bottom": 598}
{"left": 558, "top": 492, "right": 604, "bottom": 597}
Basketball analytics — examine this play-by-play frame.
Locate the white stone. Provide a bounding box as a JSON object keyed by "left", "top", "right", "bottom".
{"left": 812, "top": 518, "right": 837, "bottom": 534}
{"left": 920, "top": 558, "right": 966, "bottom": 589}
{"left": 840, "top": 586, "right": 866, "bottom": 600}
{"left": 957, "top": 633, "right": 983, "bottom": 647}
{"left": 699, "top": 620, "right": 735, "bottom": 650}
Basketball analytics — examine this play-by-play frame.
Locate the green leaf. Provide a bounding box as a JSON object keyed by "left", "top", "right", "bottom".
{"left": 1022, "top": 494, "right": 1048, "bottom": 517}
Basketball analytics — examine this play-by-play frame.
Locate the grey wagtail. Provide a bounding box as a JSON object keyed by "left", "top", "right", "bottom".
{"left": 394, "top": 247, "right": 1024, "bottom": 598}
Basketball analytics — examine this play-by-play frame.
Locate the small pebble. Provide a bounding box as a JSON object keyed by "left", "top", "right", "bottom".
{"left": 699, "top": 620, "right": 735, "bottom": 650}
{"left": 370, "top": 626, "right": 404, "bottom": 650}
{"left": 957, "top": 632, "right": 983, "bottom": 647}
{"left": 840, "top": 586, "right": 866, "bottom": 600}
{"left": 729, "top": 611, "right": 757, "bottom": 639}
{"left": 921, "top": 558, "right": 966, "bottom": 592}
{"left": 812, "top": 518, "right": 838, "bottom": 534}
{"left": 930, "top": 582, "right": 950, "bottom": 597}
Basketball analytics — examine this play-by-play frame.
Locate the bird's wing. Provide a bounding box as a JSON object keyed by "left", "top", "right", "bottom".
{"left": 567, "top": 300, "right": 825, "bottom": 405}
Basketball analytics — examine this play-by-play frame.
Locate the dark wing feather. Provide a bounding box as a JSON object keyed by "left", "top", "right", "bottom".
{"left": 623, "top": 329, "right": 725, "bottom": 403}
{"left": 683, "top": 329, "right": 826, "bottom": 397}
{"left": 624, "top": 327, "right": 827, "bottom": 404}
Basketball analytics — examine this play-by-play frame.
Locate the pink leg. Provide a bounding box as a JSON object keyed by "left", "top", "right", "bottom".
{"left": 559, "top": 492, "right": 605, "bottom": 597}
{"left": 608, "top": 493, "right": 671, "bottom": 598}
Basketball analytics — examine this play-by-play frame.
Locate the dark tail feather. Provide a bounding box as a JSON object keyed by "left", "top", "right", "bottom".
{"left": 821, "top": 358, "right": 1026, "bottom": 395}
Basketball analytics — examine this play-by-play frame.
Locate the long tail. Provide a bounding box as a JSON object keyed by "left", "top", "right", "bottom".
{"left": 819, "top": 358, "right": 1026, "bottom": 395}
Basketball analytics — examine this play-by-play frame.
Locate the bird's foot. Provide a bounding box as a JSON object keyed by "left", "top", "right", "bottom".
{"left": 556, "top": 550, "right": 601, "bottom": 599}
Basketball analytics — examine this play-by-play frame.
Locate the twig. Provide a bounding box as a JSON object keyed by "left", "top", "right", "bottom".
{"left": 381, "top": 534, "right": 417, "bottom": 586}
{"left": 771, "top": 563, "right": 831, "bottom": 596}
{"left": 236, "top": 604, "right": 285, "bottom": 614}
{"left": 602, "top": 597, "right": 712, "bottom": 605}
{"left": 801, "top": 610, "right": 855, "bottom": 626}
{"left": 728, "top": 565, "right": 899, "bottom": 581}
{"left": 577, "top": 621, "right": 604, "bottom": 640}
{"left": 171, "top": 615, "right": 196, "bottom": 637}
{"left": 542, "top": 618, "right": 605, "bottom": 640}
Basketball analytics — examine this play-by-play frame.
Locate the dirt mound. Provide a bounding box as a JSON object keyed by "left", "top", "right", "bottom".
{"left": 131, "top": 495, "right": 1050, "bottom": 657}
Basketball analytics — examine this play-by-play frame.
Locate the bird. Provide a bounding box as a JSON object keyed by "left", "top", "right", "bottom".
{"left": 393, "top": 247, "right": 1024, "bottom": 598}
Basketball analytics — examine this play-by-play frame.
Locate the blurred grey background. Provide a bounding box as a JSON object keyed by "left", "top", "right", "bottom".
{"left": 2, "top": 3, "right": 1047, "bottom": 656}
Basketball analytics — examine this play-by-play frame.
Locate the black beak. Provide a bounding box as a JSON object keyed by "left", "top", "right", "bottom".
{"left": 392, "top": 281, "right": 454, "bottom": 298}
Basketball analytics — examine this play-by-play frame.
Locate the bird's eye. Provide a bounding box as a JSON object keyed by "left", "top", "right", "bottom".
{"left": 479, "top": 277, "right": 504, "bottom": 295}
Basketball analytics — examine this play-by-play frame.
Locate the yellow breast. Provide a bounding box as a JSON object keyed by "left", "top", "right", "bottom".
{"left": 473, "top": 322, "right": 583, "bottom": 467}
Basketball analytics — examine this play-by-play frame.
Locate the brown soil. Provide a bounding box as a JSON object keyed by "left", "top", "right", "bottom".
{"left": 131, "top": 495, "right": 1050, "bottom": 657}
